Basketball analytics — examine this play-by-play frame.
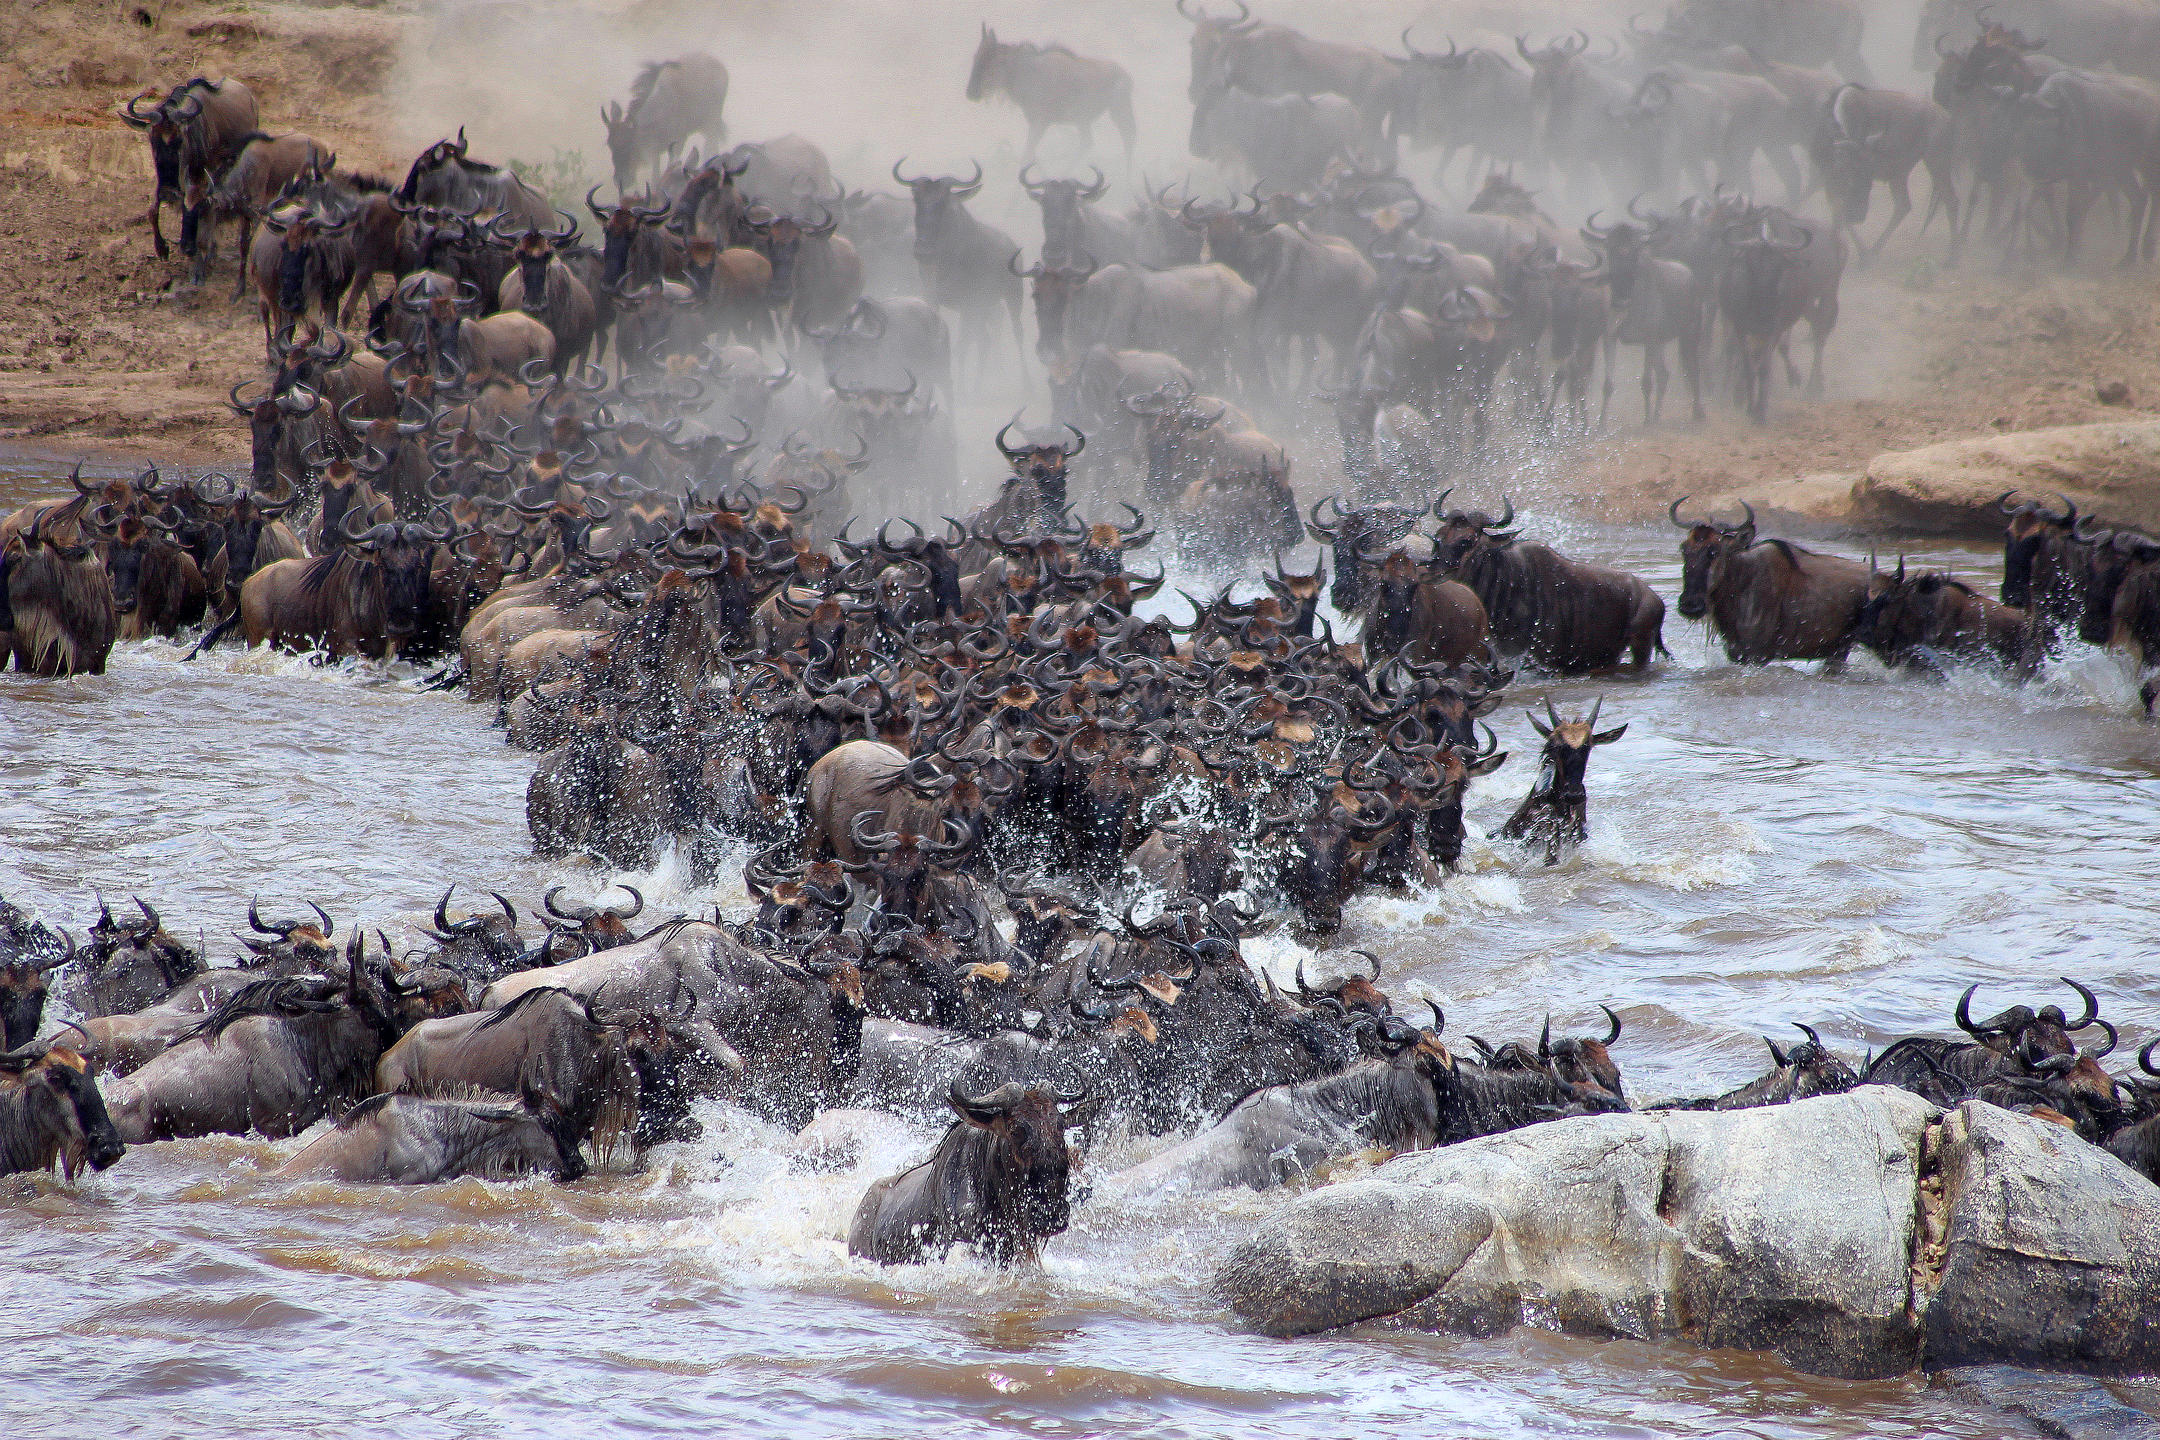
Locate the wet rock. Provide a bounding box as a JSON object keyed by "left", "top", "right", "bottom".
{"left": 1850, "top": 422, "right": 2160, "bottom": 537}
{"left": 1935, "top": 1366, "right": 2160, "bottom": 1439}
{"left": 1215, "top": 1088, "right": 1937, "bottom": 1379}
{"left": 1925, "top": 1102, "right": 2160, "bottom": 1377}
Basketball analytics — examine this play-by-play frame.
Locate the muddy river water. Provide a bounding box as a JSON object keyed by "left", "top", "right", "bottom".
{"left": 4, "top": 456, "right": 2157, "bottom": 1438}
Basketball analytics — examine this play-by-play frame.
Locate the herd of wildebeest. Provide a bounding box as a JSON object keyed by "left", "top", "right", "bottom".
{"left": 3, "top": 0, "right": 2159, "bottom": 1263}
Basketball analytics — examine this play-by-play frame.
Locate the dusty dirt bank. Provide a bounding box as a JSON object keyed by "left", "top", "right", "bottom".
{"left": 4, "top": 0, "right": 2159, "bottom": 537}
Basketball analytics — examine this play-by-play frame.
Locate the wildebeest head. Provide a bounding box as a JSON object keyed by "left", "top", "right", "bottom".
{"left": 0, "top": 1028, "right": 126, "bottom": 1179}
{"left": 1955, "top": 978, "right": 2103, "bottom": 1069}
{"left": 1429, "top": 493, "right": 1519, "bottom": 574}
{"left": 1764, "top": 1023, "right": 1860, "bottom": 1099}
{"left": 118, "top": 81, "right": 209, "bottom": 198}
{"left": 1578, "top": 211, "right": 1653, "bottom": 300}
{"left": 424, "top": 884, "right": 525, "bottom": 980}
{"left": 966, "top": 24, "right": 1009, "bottom": 102}
{"left": 1260, "top": 789, "right": 1396, "bottom": 934}
{"left": 1538, "top": 1006, "right": 1626, "bottom": 1101}
{"left": 541, "top": 884, "right": 645, "bottom": 953}
{"left": 1515, "top": 697, "right": 1626, "bottom": 847}
{"left": 1014, "top": 250, "right": 1098, "bottom": 362}
{"left": 1671, "top": 496, "right": 1755, "bottom": 619}
{"left": 844, "top": 815, "right": 976, "bottom": 919}
{"left": 0, "top": 929, "right": 70, "bottom": 1052}
{"left": 1998, "top": 491, "right": 2079, "bottom": 609}
{"left": 1305, "top": 493, "right": 1421, "bottom": 613}
{"left": 80, "top": 892, "right": 200, "bottom": 1014}
{"left": 1179, "top": 0, "right": 1262, "bottom": 102}
{"left": 893, "top": 158, "right": 985, "bottom": 258}
{"left": 995, "top": 418, "right": 1085, "bottom": 497}
{"left": 241, "top": 894, "right": 338, "bottom": 973}
{"left": 1720, "top": 217, "right": 1814, "bottom": 350}
{"left": 2076, "top": 523, "right": 2160, "bottom": 647}
{"left": 227, "top": 380, "right": 321, "bottom": 495}
{"left": 946, "top": 1079, "right": 1092, "bottom": 1260}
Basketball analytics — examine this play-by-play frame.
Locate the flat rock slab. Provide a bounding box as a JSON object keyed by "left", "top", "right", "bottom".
{"left": 1936, "top": 1367, "right": 2160, "bottom": 1439}
{"left": 1852, "top": 422, "right": 2160, "bottom": 537}
{"left": 1217, "top": 1090, "right": 2160, "bottom": 1381}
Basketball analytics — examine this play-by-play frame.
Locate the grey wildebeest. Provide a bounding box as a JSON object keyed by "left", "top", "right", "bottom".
{"left": 0, "top": 1028, "right": 126, "bottom": 1181}
{"left": 1179, "top": 0, "right": 1402, "bottom": 152}
{"left": 1033, "top": 260, "right": 1256, "bottom": 387}
{"left": 1717, "top": 211, "right": 1845, "bottom": 422}
{"left": 848, "top": 1080, "right": 1093, "bottom": 1264}
{"left": 1188, "top": 82, "right": 1367, "bottom": 191}
{"left": 117, "top": 77, "right": 258, "bottom": 263}
{"left": 967, "top": 26, "right": 1136, "bottom": 166}
{"left": 277, "top": 1092, "right": 586, "bottom": 1184}
{"left": 103, "top": 936, "right": 407, "bottom": 1143}
{"left": 893, "top": 160, "right": 1026, "bottom": 380}
{"left": 494, "top": 214, "right": 599, "bottom": 376}
{"left": 1667, "top": 1023, "right": 1858, "bottom": 1110}
{"left": 1499, "top": 698, "right": 1628, "bottom": 863}
{"left": 604, "top": 54, "right": 730, "bottom": 194}
{"left": 1020, "top": 166, "right": 1137, "bottom": 269}
{"left": 1430, "top": 498, "right": 1667, "bottom": 671}
{"left": 1815, "top": 84, "right": 1960, "bottom": 260}
{"left": 1672, "top": 498, "right": 1878, "bottom": 664}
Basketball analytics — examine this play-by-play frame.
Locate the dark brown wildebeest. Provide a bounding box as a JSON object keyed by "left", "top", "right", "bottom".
{"left": 494, "top": 214, "right": 599, "bottom": 375}
{"left": 218, "top": 134, "right": 339, "bottom": 302}
{"left": 1354, "top": 548, "right": 1490, "bottom": 667}
{"left": 1500, "top": 698, "right": 1627, "bottom": 864}
{"left": 1862, "top": 978, "right": 2108, "bottom": 1105}
{"left": 240, "top": 514, "right": 454, "bottom": 660}
{"left": 848, "top": 1080, "right": 1093, "bottom": 1264}
{"left": 1999, "top": 491, "right": 2089, "bottom": 638}
{"left": 0, "top": 1027, "right": 126, "bottom": 1180}
{"left": 0, "top": 929, "right": 68, "bottom": 1050}
{"left": 1853, "top": 559, "right": 2034, "bottom": 674}
{"left": 893, "top": 159, "right": 1026, "bottom": 380}
{"left": 73, "top": 894, "right": 203, "bottom": 1019}
{"left": 6, "top": 519, "right": 118, "bottom": 676}
{"left": 1672, "top": 498, "right": 1876, "bottom": 664}
{"left": 277, "top": 1091, "right": 585, "bottom": 1184}
{"left": 968, "top": 26, "right": 1137, "bottom": 166}
{"left": 117, "top": 77, "right": 258, "bottom": 262}
{"left": 101, "top": 512, "right": 208, "bottom": 640}
{"left": 604, "top": 54, "right": 730, "bottom": 194}
{"left": 1431, "top": 499, "right": 1666, "bottom": 671}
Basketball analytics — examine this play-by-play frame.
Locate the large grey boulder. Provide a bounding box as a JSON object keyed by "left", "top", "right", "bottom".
{"left": 1216, "top": 1089, "right": 2160, "bottom": 1381}
{"left": 1926, "top": 1101, "right": 2160, "bottom": 1376}
{"left": 1217, "top": 1088, "right": 1936, "bottom": 1378}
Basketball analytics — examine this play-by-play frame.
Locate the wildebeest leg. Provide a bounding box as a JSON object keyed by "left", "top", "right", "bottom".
{"left": 1022, "top": 117, "right": 1047, "bottom": 167}
{"left": 1641, "top": 344, "right": 1659, "bottom": 425}
{"left": 2063, "top": 179, "right": 2093, "bottom": 263}
{"left": 1918, "top": 161, "right": 1960, "bottom": 261}
{"left": 2119, "top": 181, "right": 2150, "bottom": 267}
{"left": 149, "top": 197, "right": 171, "bottom": 260}
{"left": 1764, "top": 146, "right": 1804, "bottom": 208}
{"left": 1868, "top": 171, "right": 1915, "bottom": 259}
{"left": 1681, "top": 320, "right": 1705, "bottom": 423}
{"left": 1110, "top": 92, "right": 1137, "bottom": 171}
{"left": 232, "top": 214, "right": 257, "bottom": 303}
{"left": 1598, "top": 336, "right": 1616, "bottom": 430}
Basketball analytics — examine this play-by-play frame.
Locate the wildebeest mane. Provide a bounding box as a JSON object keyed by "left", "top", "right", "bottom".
{"left": 183, "top": 975, "right": 342, "bottom": 1041}
{"left": 474, "top": 985, "right": 590, "bottom": 1032}
{"left": 628, "top": 60, "right": 673, "bottom": 111}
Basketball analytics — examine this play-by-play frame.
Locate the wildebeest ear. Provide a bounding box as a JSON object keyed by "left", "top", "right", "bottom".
{"left": 1591, "top": 724, "right": 1628, "bottom": 745}
{"left": 1467, "top": 749, "right": 1508, "bottom": 776}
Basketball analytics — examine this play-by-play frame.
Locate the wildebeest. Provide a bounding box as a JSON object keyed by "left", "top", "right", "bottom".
{"left": 0, "top": 929, "right": 68, "bottom": 1050}
{"left": 604, "top": 54, "right": 730, "bottom": 194}
{"left": 1672, "top": 499, "right": 1877, "bottom": 664}
{"left": 2000, "top": 491, "right": 2089, "bottom": 638}
{"left": 1179, "top": 0, "right": 1402, "bottom": 150}
{"left": 1188, "top": 83, "right": 1367, "bottom": 191}
{"left": 1667, "top": 1024, "right": 1859, "bottom": 1110}
{"left": 1717, "top": 212, "right": 1845, "bottom": 422}
{"left": 1854, "top": 559, "right": 2034, "bottom": 674}
{"left": 1815, "top": 84, "right": 1959, "bottom": 260}
{"left": 102, "top": 513, "right": 208, "bottom": 640}
{"left": 848, "top": 1080, "right": 1092, "bottom": 1264}
{"left": 396, "top": 128, "right": 554, "bottom": 236}
{"left": 1037, "top": 261, "right": 1257, "bottom": 384}
{"left": 494, "top": 215, "right": 599, "bottom": 376}
{"left": 1579, "top": 213, "right": 1704, "bottom": 424}
{"left": 6, "top": 519, "right": 118, "bottom": 676}
{"left": 117, "top": 77, "right": 258, "bottom": 262}
{"left": 1499, "top": 698, "right": 1627, "bottom": 863}
{"left": 240, "top": 515, "right": 456, "bottom": 660}
{"left": 277, "top": 1091, "right": 586, "bottom": 1184}
{"left": 0, "top": 1028, "right": 125, "bottom": 1180}
{"left": 893, "top": 160, "right": 1026, "bottom": 379}
{"left": 967, "top": 26, "right": 1136, "bottom": 165}
{"left": 103, "top": 935, "right": 406, "bottom": 1142}
{"left": 1431, "top": 499, "right": 1666, "bottom": 670}
{"left": 70, "top": 894, "right": 203, "bottom": 1020}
